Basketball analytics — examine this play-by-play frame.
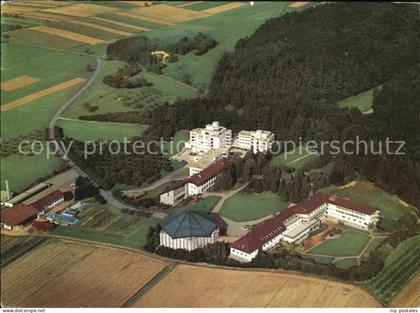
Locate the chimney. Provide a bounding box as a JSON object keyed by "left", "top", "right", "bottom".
{"left": 5, "top": 180, "right": 11, "bottom": 200}
{"left": 329, "top": 194, "right": 337, "bottom": 201}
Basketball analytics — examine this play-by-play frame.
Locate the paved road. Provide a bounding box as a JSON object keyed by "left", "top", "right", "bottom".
{"left": 47, "top": 56, "right": 138, "bottom": 210}
{"left": 123, "top": 166, "right": 189, "bottom": 196}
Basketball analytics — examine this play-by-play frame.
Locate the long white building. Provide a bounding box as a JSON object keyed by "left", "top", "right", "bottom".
{"left": 233, "top": 129, "right": 275, "bottom": 154}
{"left": 159, "top": 211, "right": 220, "bottom": 251}
{"left": 187, "top": 159, "right": 228, "bottom": 196}
{"left": 230, "top": 193, "right": 380, "bottom": 262}
{"left": 159, "top": 180, "right": 187, "bottom": 206}
{"left": 185, "top": 121, "right": 232, "bottom": 154}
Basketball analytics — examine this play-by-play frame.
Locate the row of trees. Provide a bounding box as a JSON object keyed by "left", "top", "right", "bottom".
{"left": 106, "top": 32, "right": 217, "bottom": 68}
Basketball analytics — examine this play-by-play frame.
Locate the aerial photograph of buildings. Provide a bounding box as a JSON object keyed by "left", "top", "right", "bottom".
{"left": 0, "top": 1, "right": 419, "bottom": 311}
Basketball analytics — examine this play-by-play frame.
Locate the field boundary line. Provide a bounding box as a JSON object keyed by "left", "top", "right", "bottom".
{"left": 1, "top": 77, "right": 86, "bottom": 112}
{"left": 122, "top": 263, "right": 178, "bottom": 307}
{"left": 31, "top": 25, "right": 105, "bottom": 45}
{"left": 57, "top": 116, "right": 149, "bottom": 129}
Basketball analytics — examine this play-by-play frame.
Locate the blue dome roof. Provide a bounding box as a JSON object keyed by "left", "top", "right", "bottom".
{"left": 160, "top": 211, "right": 217, "bottom": 239}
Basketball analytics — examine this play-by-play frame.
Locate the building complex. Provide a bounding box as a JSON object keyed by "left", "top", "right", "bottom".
{"left": 230, "top": 192, "right": 380, "bottom": 262}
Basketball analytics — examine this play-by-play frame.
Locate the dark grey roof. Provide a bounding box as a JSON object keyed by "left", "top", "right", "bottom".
{"left": 160, "top": 211, "right": 217, "bottom": 239}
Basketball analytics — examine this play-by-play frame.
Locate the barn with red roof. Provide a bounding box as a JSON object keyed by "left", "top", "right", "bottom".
{"left": 1, "top": 204, "right": 39, "bottom": 230}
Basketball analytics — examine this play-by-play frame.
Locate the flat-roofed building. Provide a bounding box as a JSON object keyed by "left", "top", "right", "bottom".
{"left": 185, "top": 121, "right": 232, "bottom": 154}
{"left": 233, "top": 129, "right": 275, "bottom": 154}
{"left": 159, "top": 180, "right": 187, "bottom": 206}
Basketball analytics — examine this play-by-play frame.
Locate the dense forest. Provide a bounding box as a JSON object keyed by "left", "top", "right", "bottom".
{"left": 140, "top": 3, "right": 419, "bottom": 206}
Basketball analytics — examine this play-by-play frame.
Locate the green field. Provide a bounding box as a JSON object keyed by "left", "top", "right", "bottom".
{"left": 270, "top": 148, "right": 320, "bottom": 170}
{"left": 220, "top": 191, "right": 288, "bottom": 222}
{"left": 302, "top": 254, "right": 335, "bottom": 264}
{"left": 184, "top": 1, "right": 229, "bottom": 11}
{"left": 363, "top": 235, "right": 420, "bottom": 304}
{"left": 337, "top": 85, "right": 382, "bottom": 113}
{"left": 308, "top": 230, "right": 371, "bottom": 257}
{"left": 57, "top": 118, "right": 148, "bottom": 141}
{"left": 1, "top": 153, "right": 63, "bottom": 193}
{"left": 1, "top": 43, "right": 95, "bottom": 139}
{"left": 47, "top": 21, "right": 122, "bottom": 41}
{"left": 320, "top": 180, "right": 412, "bottom": 232}
{"left": 172, "top": 196, "right": 222, "bottom": 214}
{"left": 334, "top": 258, "right": 358, "bottom": 269}
{"left": 140, "top": 2, "right": 294, "bottom": 90}
{"left": 7, "top": 28, "right": 84, "bottom": 50}
{"left": 62, "top": 60, "right": 198, "bottom": 119}
{"left": 162, "top": 129, "right": 189, "bottom": 157}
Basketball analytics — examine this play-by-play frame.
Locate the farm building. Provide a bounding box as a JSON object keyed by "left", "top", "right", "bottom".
{"left": 160, "top": 211, "right": 220, "bottom": 251}
{"left": 1, "top": 204, "right": 39, "bottom": 230}
{"left": 187, "top": 159, "right": 228, "bottom": 196}
{"left": 230, "top": 192, "right": 380, "bottom": 262}
{"left": 159, "top": 180, "right": 187, "bottom": 206}
{"left": 32, "top": 190, "right": 64, "bottom": 212}
{"left": 5, "top": 182, "right": 50, "bottom": 205}
{"left": 32, "top": 220, "right": 56, "bottom": 231}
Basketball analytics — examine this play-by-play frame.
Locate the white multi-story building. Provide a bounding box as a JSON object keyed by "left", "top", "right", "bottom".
{"left": 159, "top": 181, "right": 187, "bottom": 206}
{"left": 233, "top": 129, "right": 275, "bottom": 154}
{"left": 185, "top": 121, "right": 232, "bottom": 154}
{"left": 230, "top": 193, "right": 380, "bottom": 262}
{"left": 187, "top": 159, "right": 228, "bottom": 196}
{"left": 159, "top": 211, "right": 220, "bottom": 251}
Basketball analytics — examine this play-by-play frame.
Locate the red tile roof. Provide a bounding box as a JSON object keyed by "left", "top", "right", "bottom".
{"left": 326, "top": 193, "right": 376, "bottom": 215}
{"left": 1, "top": 204, "right": 39, "bottom": 226}
{"left": 32, "top": 220, "right": 56, "bottom": 231}
{"left": 230, "top": 192, "right": 376, "bottom": 254}
{"left": 189, "top": 159, "right": 228, "bottom": 186}
{"left": 32, "top": 190, "right": 64, "bottom": 211}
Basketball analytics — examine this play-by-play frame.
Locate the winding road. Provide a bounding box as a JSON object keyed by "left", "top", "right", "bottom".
{"left": 47, "top": 56, "right": 138, "bottom": 210}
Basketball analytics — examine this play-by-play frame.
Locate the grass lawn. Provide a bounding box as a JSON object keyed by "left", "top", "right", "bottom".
{"left": 57, "top": 118, "right": 148, "bottom": 141}
{"left": 320, "top": 180, "right": 413, "bottom": 232}
{"left": 1, "top": 153, "right": 63, "bottom": 193}
{"left": 63, "top": 60, "right": 198, "bottom": 120}
{"left": 334, "top": 258, "right": 358, "bottom": 269}
{"left": 308, "top": 230, "right": 371, "bottom": 257}
{"left": 162, "top": 129, "right": 189, "bottom": 157}
{"left": 365, "top": 237, "right": 386, "bottom": 254}
{"left": 363, "top": 235, "right": 420, "bottom": 304}
{"left": 303, "top": 254, "right": 334, "bottom": 265}
{"left": 172, "top": 196, "right": 222, "bottom": 214}
{"left": 270, "top": 148, "right": 320, "bottom": 170}
{"left": 220, "top": 191, "right": 288, "bottom": 222}
{"left": 337, "top": 85, "right": 382, "bottom": 113}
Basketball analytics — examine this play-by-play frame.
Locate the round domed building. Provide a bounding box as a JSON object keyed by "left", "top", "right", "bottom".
{"left": 159, "top": 211, "right": 221, "bottom": 251}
